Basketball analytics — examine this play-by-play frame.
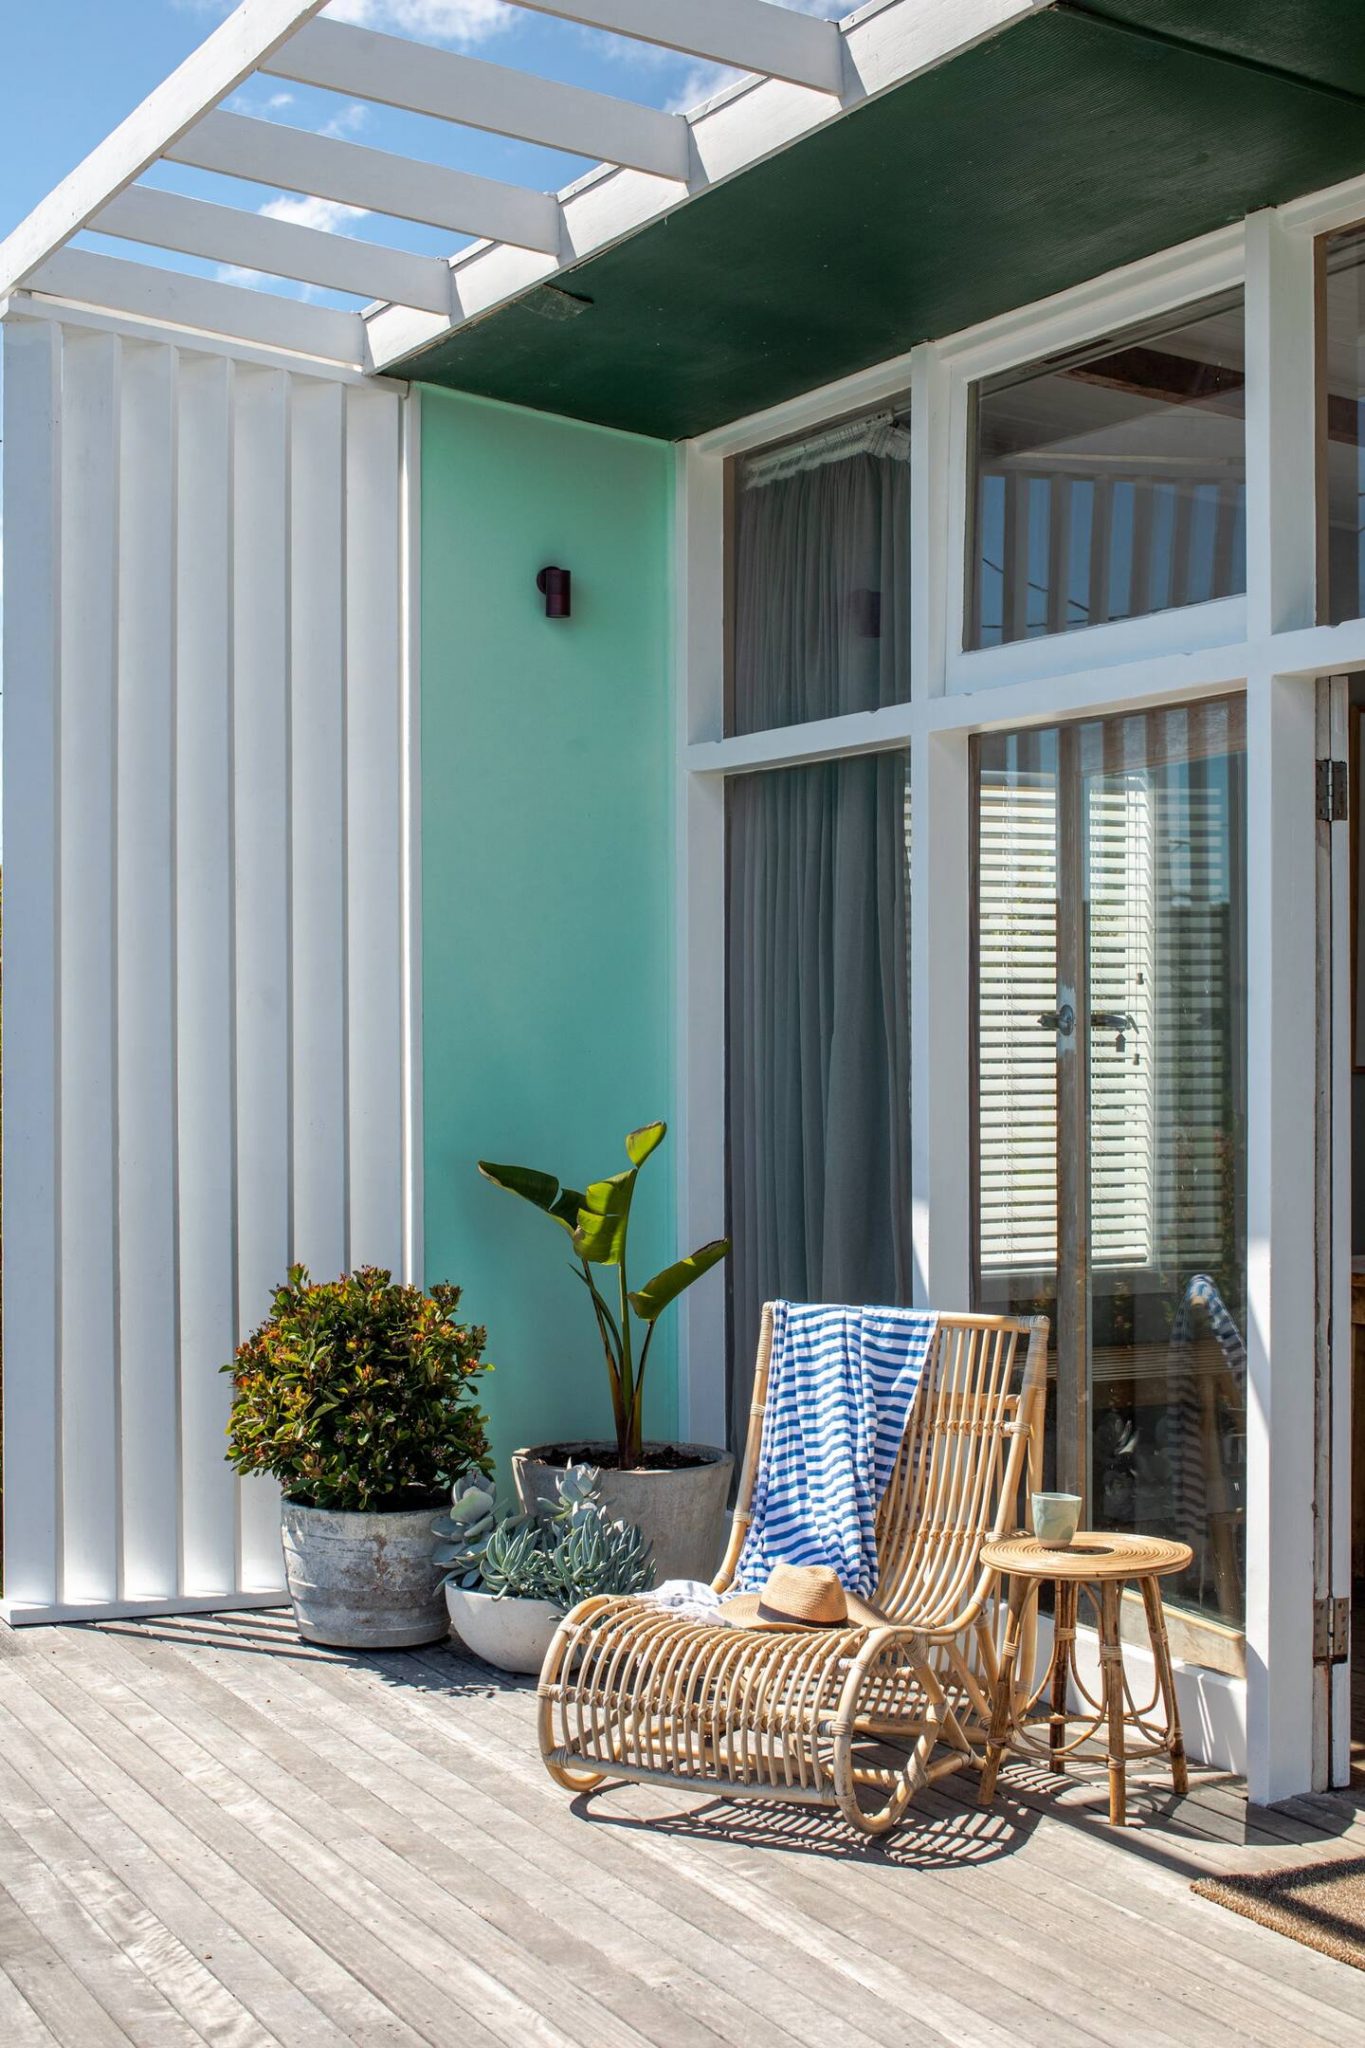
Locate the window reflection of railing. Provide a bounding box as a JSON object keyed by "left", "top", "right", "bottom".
{"left": 1168, "top": 1273, "right": 1246, "bottom": 1617}
{"left": 975, "top": 469, "right": 1246, "bottom": 646}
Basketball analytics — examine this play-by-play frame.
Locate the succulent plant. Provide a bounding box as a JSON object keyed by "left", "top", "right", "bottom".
{"left": 434, "top": 1463, "right": 653, "bottom": 1611}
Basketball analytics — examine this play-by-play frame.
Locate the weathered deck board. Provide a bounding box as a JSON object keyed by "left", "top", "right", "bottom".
{"left": 2, "top": 1612, "right": 1364, "bottom": 2048}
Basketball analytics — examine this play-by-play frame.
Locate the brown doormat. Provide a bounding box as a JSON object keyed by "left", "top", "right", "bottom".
{"left": 1193, "top": 1857, "right": 1365, "bottom": 1971}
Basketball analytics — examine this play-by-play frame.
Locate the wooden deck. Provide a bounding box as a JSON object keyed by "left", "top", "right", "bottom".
{"left": 2, "top": 1612, "right": 1365, "bottom": 2047}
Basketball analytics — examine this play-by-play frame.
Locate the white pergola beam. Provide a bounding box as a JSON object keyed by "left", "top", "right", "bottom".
{"left": 165, "top": 110, "right": 562, "bottom": 254}
{"left": 28, "top": 248, "right": 366, "bottom": 364}
{"left": 510, "top": 0, "right": 845, "bottom": 95}
{"left": 93, "top": 186, "right": 454, "bottom": 316}
{"left": 262, "top": 19, "right": 690, "bottom": 183}
{"left": 0, "top": 0, "right": 330, "bottom": 297}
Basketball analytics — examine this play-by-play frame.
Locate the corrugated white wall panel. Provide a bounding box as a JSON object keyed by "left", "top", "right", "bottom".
{"left": 289, "top": 378, "right": 349, "bottom": 1279}
{"left": 1, "top": 320, "right": 62, "bottom": 1610}
{"left": 345, "top": 384, "right": 406, "bottom": 1273}
{"left": 117, "top": 341, "right": 179, "bottom": 1599}
{"left": 175, "top": 351, "right": 239, "bottom": 1597}
{"left": 1, "top": 312, "right": 415, "bottom": 1620}
{"left": 232, "top": 363, "right": 295, "bottom": 1590}
{"left": 59, "top": 329, "right": 121, "bottom": 1606}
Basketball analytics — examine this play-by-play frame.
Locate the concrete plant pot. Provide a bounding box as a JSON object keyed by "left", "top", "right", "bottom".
{"left": 512, "top": 1442, "right": 733, "bottom": 1586}
{"left": 446, "top": 1585, "right": 562, "bottom": 1675}
{"left": 280, "top": 1501, "right": 449, "bottom": 1649}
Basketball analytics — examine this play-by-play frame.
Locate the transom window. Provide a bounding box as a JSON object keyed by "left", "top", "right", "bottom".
{"left": 967, "top": 294, "right": 1247, "bottom": 650}
{"left": 726, "top": 405, "right": 910, "bottom": 736}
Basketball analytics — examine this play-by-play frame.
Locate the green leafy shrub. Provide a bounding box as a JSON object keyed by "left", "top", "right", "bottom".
{"left": 433, "top": 1464, "right": 653, "bottom": 1610}
{"left": 224, "top": 1266, "right": 491, "bottom": 1512}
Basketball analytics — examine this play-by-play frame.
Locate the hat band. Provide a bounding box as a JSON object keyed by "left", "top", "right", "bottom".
{"left": 755, "top": 1598, "right": 842, "bottom": 1628}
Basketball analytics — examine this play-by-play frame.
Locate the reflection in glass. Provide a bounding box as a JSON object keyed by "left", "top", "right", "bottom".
{"left": 1321, "top": 226, "right": 1365, "bottom": 624}
{"left": 974, "top": 699, "right": 1247, "bottom": 1629}
{"left": 728, "top": 408, "right": 910, "bottom": 735}
{"left": 969, "top": 296, "right": 1246, "bottom": 649}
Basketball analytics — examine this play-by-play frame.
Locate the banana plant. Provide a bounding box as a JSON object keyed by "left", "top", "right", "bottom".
{"left": 477, "top": 1122, "right": 728, "bottom": 1468}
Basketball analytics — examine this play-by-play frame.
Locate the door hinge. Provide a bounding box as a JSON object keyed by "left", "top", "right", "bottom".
{"left": 1316, "top": 757, "right": 1349, "bottom": 822}
{"left": 1312, "top": 1593, "right": 1350, "bottom": 1665}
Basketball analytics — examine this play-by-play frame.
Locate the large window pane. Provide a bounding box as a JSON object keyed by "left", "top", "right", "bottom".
{"left": 1322, "top": 225, "right": 1365, "bottom": 624}
{"left": 728, "top": 409, "right": 910, "bottom": 736}
{"left": 969, "top": 296, "right": 1246, "bottom": 650}
{"left": 973, "top": 699, "right": 1247, "bottom": 1631}
{"left": 726, "top": 752, "right": 912, "bottom": 1450}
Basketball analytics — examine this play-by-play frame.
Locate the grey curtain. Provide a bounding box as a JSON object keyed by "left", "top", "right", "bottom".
{"left": 726, "top": 749, "right": 912, "bottom": 1452}
{"left": 725, "top": 433, "right": 914, "bottom": 1450}
{"left": 730, "top": 438, "right": 911, "bottom": 734}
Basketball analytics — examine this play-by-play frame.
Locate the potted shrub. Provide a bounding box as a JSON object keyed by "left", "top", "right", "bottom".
{"left": 436, "top": 1464, "right": 653, "bottom": 1674}
{"left": 478, "top": 1121, "right": 732, "bottom": 1581}
{"left": 224, "top": 1265, "right": 491, "bottom": 1648}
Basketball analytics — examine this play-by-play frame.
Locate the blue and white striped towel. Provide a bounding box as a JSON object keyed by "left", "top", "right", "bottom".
{"left": 733, "top": 1301, "right": 940, "bottom": 1600}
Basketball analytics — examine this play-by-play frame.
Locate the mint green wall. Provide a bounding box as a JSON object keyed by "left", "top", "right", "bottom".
{"left": 420, "top": 387, "right": 677, "bottom": 1486}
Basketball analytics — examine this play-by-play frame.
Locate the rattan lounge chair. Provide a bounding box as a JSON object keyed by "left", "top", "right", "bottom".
{"left": 538, "top": 1305, "right": 1050, "bottom": 1835}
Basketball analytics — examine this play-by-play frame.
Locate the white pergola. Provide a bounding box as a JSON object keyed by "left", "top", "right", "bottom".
{"left": 0, "top": 0, "right": 1033, "bottom": 375}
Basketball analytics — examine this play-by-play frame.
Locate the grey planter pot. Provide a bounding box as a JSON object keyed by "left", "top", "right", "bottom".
{"left": 280, "top": 1501, "right": 448, "bottom": 1649}
{"left": 511, "top": 1442, "right": 734, "bottom": 1587}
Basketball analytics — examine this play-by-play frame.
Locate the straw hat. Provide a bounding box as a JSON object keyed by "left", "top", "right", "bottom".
{"left": 721, "top": 1562, "right": 887, "bottom": 1631}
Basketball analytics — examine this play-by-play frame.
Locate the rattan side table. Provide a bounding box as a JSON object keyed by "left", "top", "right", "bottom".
{"left": 977, "top": 1530, "right": 1193, "bottom": 1825}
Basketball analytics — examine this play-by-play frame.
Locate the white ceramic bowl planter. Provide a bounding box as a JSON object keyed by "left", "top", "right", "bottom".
{"left": 445, "top": 1586, "right": 562, "bottom": 1674}
{"left": 281, "top": 1502, "right": 450, "bottom": 1649}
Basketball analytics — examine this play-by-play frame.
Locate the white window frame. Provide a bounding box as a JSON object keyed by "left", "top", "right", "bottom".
{"left": 675, "top": 176, "right": 1365, "bottom": 1804}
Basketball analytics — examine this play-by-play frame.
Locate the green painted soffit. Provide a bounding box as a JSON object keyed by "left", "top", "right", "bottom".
{"left": 396, "top": 1, "right": 1365, "bottom": 440}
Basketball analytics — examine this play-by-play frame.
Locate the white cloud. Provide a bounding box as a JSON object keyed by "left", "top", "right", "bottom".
{"left": 665, "top": 63, "right": 742, "bottom": 116}
{"left": 259, "top": 194, "right": 370, "bottom": 232}
{"left": 264, "top": 90, "right": 296, "bottom": 110}
{"left": 324, "top": 0, "right": 514, "bottom": 43}
{"left": 316, "top": 99, "right": 370, "bottom": 138}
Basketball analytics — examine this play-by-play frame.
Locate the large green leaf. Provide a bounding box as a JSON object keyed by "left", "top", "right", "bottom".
{"left": 572, "top": 1169, "right": 637, "bottom": 1266}
{"left": 478, "top": 1160, "right": 583, "bottom": 1237}
{"left": 627, "top": 1239, "right": 730, "bottom": 1322}
{"left": 624, "top": 1121, "right": 667, "bottom": 1167}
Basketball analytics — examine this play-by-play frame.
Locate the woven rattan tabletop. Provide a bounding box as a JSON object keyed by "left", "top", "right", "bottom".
{"left": 979, "top": 1530, "right": 1193, "bottom": 1581}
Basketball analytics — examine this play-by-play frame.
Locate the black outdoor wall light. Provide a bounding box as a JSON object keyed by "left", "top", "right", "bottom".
{"left": 537, "top": 565, "right": 572, "bottom": 618}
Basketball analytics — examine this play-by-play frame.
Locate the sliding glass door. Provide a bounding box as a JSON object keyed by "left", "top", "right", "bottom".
{"left": 972, "top": 697, "right": 1247, "bottom": 1629}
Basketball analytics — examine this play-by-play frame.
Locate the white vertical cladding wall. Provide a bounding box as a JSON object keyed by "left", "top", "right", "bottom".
{"left": 1, "top": 310, "right": 414, "bottom": 1621}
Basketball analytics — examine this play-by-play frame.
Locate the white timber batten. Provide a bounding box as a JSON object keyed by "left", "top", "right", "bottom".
{"left": 93, "top": 187, "right": 454, "bottom": 317}
{"left": 165, "top": 109, "right": 564, "bottom": 254}
{"left": 28, "top": 248, "right": 367, "bottom": 364}
{"left": 511, "top": 0, "right": 845, "bottom": 95}
{"left": 1, "top": 307, "right": 414, "bottom": 1622}
{"left": 365, "top": 0, "right": 1046, "bottom": 372}
{"left": 0, "top": 0, "right": 329, "bottom": 296}
{"left": 0, "top": 0, "right": 1049, "bottom": 366}
{"left": 261, "top": 19, "right": 691, "bottom": 184}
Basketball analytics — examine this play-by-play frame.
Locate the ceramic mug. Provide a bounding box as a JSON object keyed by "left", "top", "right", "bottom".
{"left": 1032, "top": 1491, "right": 1082, "bottom": 1546}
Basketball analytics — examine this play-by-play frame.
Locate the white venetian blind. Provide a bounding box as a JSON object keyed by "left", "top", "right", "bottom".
{"left": 1150, "top": 778, "right": 1236, "bottom": 1272}
{"left": 977, "top": 772, "right": 1158, "bottom": 1276}
{"left": 976, "top": 773, "right": 1060, "bottom": 1273}
{"left": 1087, "top": 778, "right": 1157, "bottom": 1268}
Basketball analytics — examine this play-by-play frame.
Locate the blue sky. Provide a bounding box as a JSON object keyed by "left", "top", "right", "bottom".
{"left": 2, "top": 2, "right": 860, "bottom": 306}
